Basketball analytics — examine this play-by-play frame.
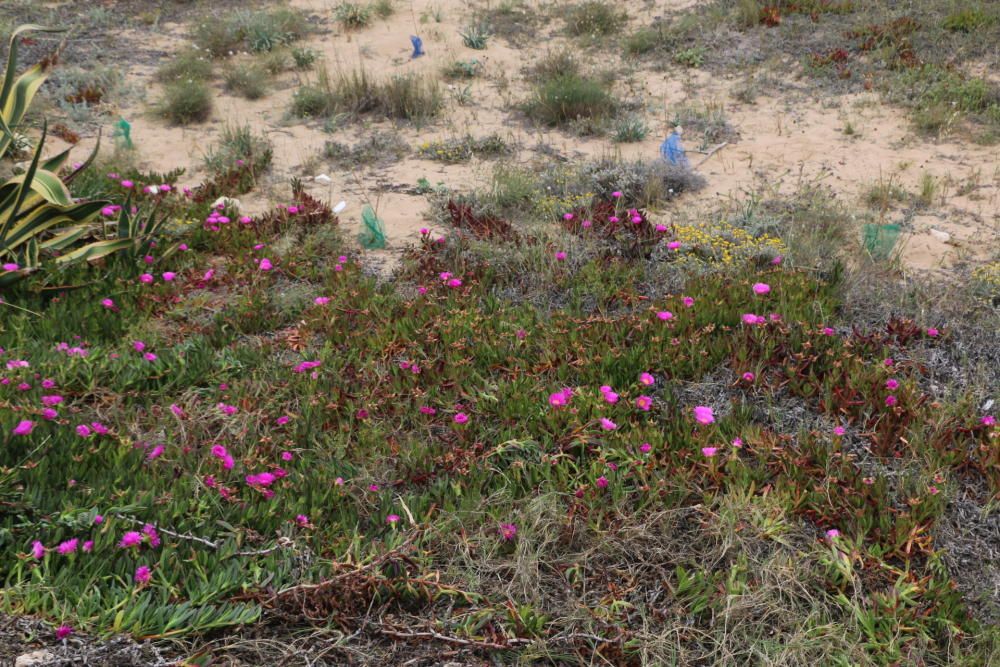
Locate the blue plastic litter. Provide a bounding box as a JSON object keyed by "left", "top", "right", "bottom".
{"left": 410, "top": 36, "right": 425, "bottom": 58}
{"left": 660, "top": 130, "right": 689, "bottom": 168}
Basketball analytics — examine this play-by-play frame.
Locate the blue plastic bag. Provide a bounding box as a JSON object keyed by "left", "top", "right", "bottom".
{"left": 410, "top": 36, "right": 425, "bottom": 58}
{"left": 660, "top": 131, "right": 689, "bottom": 167}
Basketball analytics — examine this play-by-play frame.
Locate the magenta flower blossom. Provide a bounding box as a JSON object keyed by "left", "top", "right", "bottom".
{"left": 83, "top": 540, "right": 94, "bottom": 552}
{"left": 752, "top": 282, "right": 771, "bottom": 295}
{"left": 928, "top": 485, "right": 940, "bottom": 495}
{"left": 982, "top": 415, "right": 996, "bottom": 426}
{"left": 94, "top": 514, "right": 104, "bottom": 524}
{"left": 639, "top": 372, "right": 654, "bottom": 386}
{"left": 612, "top": 191, "right": 622, "bottom": 198}
{"left": 314, "top": 296, "right": 330, "bottom": 305}
{"left": 599, "top": 417, "right": 617, "bottom": 431}
{"left": 41, "top": 395, "right": 63, "bottom": 407}
{"left": 56, "top": 538, "right": 78, "bottom": 555}
{"left": 31, "top": 540, "right": 45, "bottom": 559}
{"left": 602, "top": 391, "right": 619, "bottom": 404}
{"left": 143, "top": 352, "right": 157, "bottom": 362}
{"left": 596, "top": 476, "right": 609, "bottom": 489}
{"left": 555, "top": 251, "right": 567, "bottom": 261}
{"left": 635, "top": 395, "right": 652, "bottom": 411}
{"left": 639, "top": 442, "right": 652, "bottom": 453}
{"left": 101, "top": 298, "right": 116, "bottom": 309}
{"left": 499, "top": 523, "right": 517, "bottom": 540}
{"left": 701, "top": 447, "right": 718, "bottom": 458}
{"left": 12, "top": 420, "right": 34, "bottom": 436}
{"left": 885, "top": 395, "right": 897, "bottom": 407}
{"left": 657, "top": 311, "right": 673, "bottom": 321}
{"left": 55, "top": 625, "right": 73, "bottom": 640}
{"left": 246, "top": 472, "right": 277, "bottom": 487}
{"left": 147, "top": 445, "right": 164, "bottom": 461}
{"left": 549, "top": 391, "right": 569, "bottom": 407}
{"left": 76, "top": 424, "right": 92, "bottom": 438}
{"left": 386, "top": 514, "right": 400, "bottom": 524}
{"left": 732, "top": 437, "right": 743, "bottom": 448}
{"left": 281, "top": 451, "right": 293, "bottom": 461}
{"left": 825, "top": 529, "right": 840, "bottom": 540}
{"left": 822, "top": 327, "right": 836, "bottom": 336}
{"left": 926, "top": 327, "right": 939, "bottom": 337}
{"left": 295, "top": 514, "right": 309, "bottom": 527}
{"left": 119, "top": 532, "right": 143, "bottom": 548}
{"left": 120, "top": 180, "right": 134, "bottom": 188}
{"left": 42, "top": 408, "right": 58, "bottom": 420}
{"left": 742, "top": 372, "right": 755, "bottom": 382}
{"left": 2, "top": 262, "right": 18, "bottom": 271}
{"left": 276, "top": 415, "right": 291, "bottom": 425}
{"left": 218, "top": 403, "right": 238, "bottom": 415}
{"left": 454, "top": 412, "right": 469, "bottom": 424}
{"left": 162, "top": 272, "right": 176, "bottom": 282}
{"left": 693, "top": 406, "right": 715, "bottom": 425}
{"left": 885, "top": 379, "right": 899, "bottom": 390}
{"left": 667, "top": 241, "right": 681, "bottom": 250}
{"left": 139, "top": 273, "right": 153, "bottom": 284}
{"left": 259, "top": 258, "right": 273, "bottom": 271}
{"left": 419, "top": 406, "right": 437, "bottom": 415}
{"left": 134, "top": 565, "right": 151, "bottom": 584}
{"left": 833, "top": 426, "right": 846, "bottom": 436}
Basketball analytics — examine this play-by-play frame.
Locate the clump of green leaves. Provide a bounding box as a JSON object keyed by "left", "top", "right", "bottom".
{"left": 159, "top": 79, "right": 213, "bottom": 124}
{"left": 460, "top": 22, "right": 491, "bottom": 49}
{"left": 223, "top": 62, "right": 270, "bottom": 99}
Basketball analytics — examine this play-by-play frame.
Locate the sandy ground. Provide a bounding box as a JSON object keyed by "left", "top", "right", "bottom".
{"left": 39, "top": 0, "right": 1000, "bottom": 274}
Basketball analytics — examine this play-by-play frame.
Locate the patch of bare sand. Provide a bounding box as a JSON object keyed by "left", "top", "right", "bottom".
{"left": 40, "top": 0, "right": 999, "bottom": 276}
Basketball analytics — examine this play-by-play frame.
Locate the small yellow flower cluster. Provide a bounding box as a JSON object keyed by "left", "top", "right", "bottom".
{"left": 972, "top": 261, "right": 1000, "bottom": 292}
{"left": 418, "top": 140, "right": 473, "bottom": 163}
{"left": 672, "top": 220, "right": 786, "bottom": 266}
{"left": 535, "top": 192, "right": 595, "bottom": 219}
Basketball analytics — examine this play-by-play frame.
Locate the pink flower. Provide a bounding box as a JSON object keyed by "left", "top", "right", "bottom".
{"left": 693, "top": 406, "right": 714, "bottom": 425}
{"left": 134, "top": 565, "right": 151, "bottom": 584}
{"left": 82, "top": 540, "right": 93, "bottom": 552}
{"left": 599, "top": 417, "right": 617, "bottom": 431}
{"left": 142, "top": 524, "right": 160, "bottom": 548}
{"left": 295, "top": 514, "right": 309, "bottom": 527}
{"left": 657, "top": 311, "right": 673, "bottom": 321}
{"left": 314, "top": 296, "right": 330, "bottom": 305}
{"left": 635, "top": 395, "right": 652, "bottom": 411}
{"left": 276, "top": 415, "right": 291, "bottom": 425}
{"left": 982, "top": 415, "right": 996, "bottom": 426}
{"left": 101, "top": 298, "right": 116, "bottom": 309}
{"left": 41, "top": 395, "right": 63, "bottom": 407}
{"left": 55, "top": 625, "right": 73, "bottom": 640}
{"left": 12, "top": 420, "right": 34, "bottom": 436}
{"left": 639, "top": 372, "right": 654, "bottom": 386}
{"left": 563, "top": 213, "right": 574, "bottom": 221}
{"left": 42, "top": 408, "right": 58, "bottom": 420}
{"left": 447, "top": 278, "right": 462, "bottom": 288}
{"left": 76, "top": 424, "right": 92, "bottom": 437}
{"left": 596, "top": 476, "right": 609, "bottom": 489}
{"left": 667, "top": 241, "right": 681, "bottom": 250}
{"left": 170, "top": 404, "right": 185, "bottom": 418}
{"left": 56, "top": 538, "right": 79, "bottom": 555}
{"left": 549, "top": 391, "right": 569, "bottom": 407}
{"left": 833, "top": 426, "right": 846, "bottom": 436}
{"left": 826, "top": 529, "right": 840, "bottom": 540}
{"left": 419, "top": 406, "right": 437, "bottom": 415}
{"left": 94, "top": 514, "right": 104, "bottom": 524}
{"left": 602, "top": 390, "right": 619, "bottom": 404}
{"left": 732, "top": 437, "right": 743, "bottom": 448}
{"left": 162, "top": 272, "right": 176, "bottom": 282}
{"left": 752, "top": 282, "right": 770, "bottom": 295}
{"left": 926, "top": 327, "right": 939, "bottom": 337}
{"left": 581, "top": 219, "right": 592, "bottom": 228}
{"left": 612, "top": 191, "right": 622, "bottom": 198}
{"left": 287, "top": 205, "right": 299, "bottom": 214}
{"left": 639, "top": 442, "right": 652, "bottom": 453}
{"left": 2, "top": 262, "right": 19, "bottom": 271}
{"left": 144, "top": 352, "right": 158, "bottom": 362}
{"left": 885, "top": 395, "right": 897, "bottom": 407}
{"left": 822, "top": 327, "right": 836, "bottom": 336}
{"left": 281, "top": 451, "right": 293, "bottom": 461}
{"left": 682, "top": 296, "right": 694, "bottom": 307}
{"left": 454, "top": 412, "right": 469, "bottom": 424}
{"left": 218, "top": 403, "right": 238, "bottom": 415}
{"left": 928, "top": 485, "right": 940, "bottom": 495}
{"left": 555, "top": 251, "right": 566, "bottom": 261}
{"left": 386, "top": 514, "right": 400, "bottom": 524}
{"left": 139, "top": 273, "right": 153, "bottom": 284}
{"left": 31, "top": 540, "right": 45, "bottom": 559}
{"left": 742, "top": 372, "right": 755, "bottom": 382}
{"left": 259, "top": 258, "right": 273, "bottom": 271}
{"left": 701, "top": 447, "right": 717, "bottom": 457}
{"left": 498, "top": 523, "right": 517, "bottom": 540}
{"left": 885, "top": 379, "right": 899, "bottom": 390}
{"left": 120, "top": 180, "right": 134, "bottom": 188}
{"left": 147, "top": 445, "right": 164, "bottom": 461}
{"left": 119, "top": 532, "right": 143, "bottom": 548}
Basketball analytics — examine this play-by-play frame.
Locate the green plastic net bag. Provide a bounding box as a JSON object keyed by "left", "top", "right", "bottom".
{"left": 863, "top": 223, "right": 900, "bottom": 260}
{"left": 112, "top": 118, "right": 133, "bottom": 150}
{"left": 358, "top": 205, "right": 386, "bottom": 249}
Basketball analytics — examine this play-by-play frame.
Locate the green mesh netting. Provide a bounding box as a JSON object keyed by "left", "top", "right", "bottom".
{"left": 112, "top": 118, "right": 133, "bottom": 150}
{"left": 863, "top": 223, "right": 900, "bottom": 260}
{"left": 358, "top": 205, "right": 386, "bottom": 249}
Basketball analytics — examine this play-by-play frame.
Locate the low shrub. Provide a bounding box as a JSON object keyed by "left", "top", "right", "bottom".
{"left": 159, "top": 79, "right": 213, "bottom": 124}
